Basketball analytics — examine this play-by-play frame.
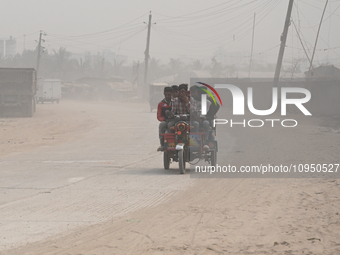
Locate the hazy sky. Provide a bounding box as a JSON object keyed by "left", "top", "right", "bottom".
{"left": 1, "top": 0, "right": 340, "bottom": 66}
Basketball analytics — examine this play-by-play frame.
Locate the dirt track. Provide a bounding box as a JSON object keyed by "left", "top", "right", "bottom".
{"left": 1, "top": 100, "right": 340, "bottom": 255}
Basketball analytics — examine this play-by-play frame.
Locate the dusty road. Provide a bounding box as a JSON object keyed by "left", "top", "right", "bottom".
{"left": 1, "top": 100, "right": 340, "bottom": 255}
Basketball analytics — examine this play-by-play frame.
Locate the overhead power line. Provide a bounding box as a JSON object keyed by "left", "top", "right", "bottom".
{"left": 48, "top": 12, "right": 149, "bottom": 39}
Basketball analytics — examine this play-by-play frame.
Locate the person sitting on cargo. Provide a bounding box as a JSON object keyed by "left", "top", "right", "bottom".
{"left": 157, "top": 86, "right": 173, "bottom": 152}
{"left": 171, "top": 85, "right": 179, "bottom": 99}
{"left": 190, "top": 85, "right": 216, "bottom": 151}
{"left": 190, "top": 85, "right": 211, "bottom": 133}
{"left": 167, "top": 84, "right": 199, "bottom": 133}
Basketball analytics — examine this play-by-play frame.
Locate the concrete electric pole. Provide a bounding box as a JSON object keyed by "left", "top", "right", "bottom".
{"left": 36, "top": 30, "right": 43, "bottom": 83}
{"left": 273, "top": 0, "right": 294, "bottom": 87}
{"left": 308, "top": 0, "right": 329, "bottom": 77}
{"left": 248, "top": 13, "right": 256, "bottom": 78}
{"left": 143, "top": 12, "right": 152, "bottom": 98}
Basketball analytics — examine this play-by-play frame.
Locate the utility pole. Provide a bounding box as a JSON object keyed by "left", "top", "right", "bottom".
{"left": 36, "top": 30, "right": 43, "bottom": 83}
{"left": 308, "top": 0, "right": 329, "bottom": 77}
{"left": 143, "top": 11, "right": 152, "bottom": 98}
{"left": 136, "top": 60, "right": 140, "bottom": 90}
{"left": 273, "top": 0, "right": 294, "bottom": 87}
{"left": 248, "top": 13, "right": 256, "bottom": 78}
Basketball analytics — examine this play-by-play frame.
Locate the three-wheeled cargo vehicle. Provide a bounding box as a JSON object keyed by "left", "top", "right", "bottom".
{"left": 162, "top": 114, "right": 217, "bottom": 174}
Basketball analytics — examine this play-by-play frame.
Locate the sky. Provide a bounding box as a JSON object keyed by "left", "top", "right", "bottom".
{"left": 1, "top": 0, "right": 340, "bottom": 68}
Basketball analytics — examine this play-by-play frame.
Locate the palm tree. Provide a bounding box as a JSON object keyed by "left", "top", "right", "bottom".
{"left": 113, "top": 58, "right": 125, "bottom": 76}
{"left": 149, "top": 58, "right": 162, "bottom": 81}
{"left": 53, "top": 47, "right": 71, "bottom": 73}
{"left": 79, "top": 57, "right": 92, "bottom": 75}
{"left": 191, "top": 59, "right": 204, "bottom": 70}
{"left": 210, "top": 57, "right": 225, "bottom": 78}
{"left": 168, "top": 58, "right": 183, "bottom": 75}
{"left": 20, "top": 49, "right": 37, "bottom": 68}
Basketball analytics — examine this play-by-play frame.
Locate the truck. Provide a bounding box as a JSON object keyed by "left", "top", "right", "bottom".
{"left": 0, "top": 68, "right": 36, "bottom": 117}
{"left": 37, "top": 79, "right": 61, "bottom": 104}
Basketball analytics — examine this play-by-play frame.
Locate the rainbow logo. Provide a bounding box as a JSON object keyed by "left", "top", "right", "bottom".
{"left": 196, "top": 82, "right": 222, "bottom": 106}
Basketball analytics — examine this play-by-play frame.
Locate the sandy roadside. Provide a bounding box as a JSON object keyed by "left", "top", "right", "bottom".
{"left": 3, "top": 104, "right": 340, "bottom": 255}
{"left": 0, "top": 100, "right": 103, "bottom": 157}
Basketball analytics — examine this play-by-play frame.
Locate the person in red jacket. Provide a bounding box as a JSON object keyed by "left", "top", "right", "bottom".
{"left": 157, "top": 86, "right": 173, "bottom": 151}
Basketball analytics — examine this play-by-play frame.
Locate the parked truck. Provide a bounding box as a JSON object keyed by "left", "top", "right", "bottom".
{"left": 0, "top": 68, "right": 36, "bottom": 117}
{"left": 37, "top": 79, "right": 61, "bottom": 103}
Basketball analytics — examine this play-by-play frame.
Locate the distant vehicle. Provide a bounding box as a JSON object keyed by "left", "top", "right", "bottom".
{"left": 149, "top": 82, "right": 168, "bottom": 112}
{"left": 37, "top": 79, "right": 61, "bottom": 103}
{"left": 0, "top": 68, "right": 36, "bottom": 117}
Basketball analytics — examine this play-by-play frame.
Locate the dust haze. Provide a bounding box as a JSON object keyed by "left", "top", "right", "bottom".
{"left": 0, "top": 1, "right": 340, "bottom": 254}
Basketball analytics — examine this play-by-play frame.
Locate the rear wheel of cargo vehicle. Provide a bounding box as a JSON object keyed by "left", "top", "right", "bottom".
{"left": 178, "top": 150, "right": 186, "bottom": 174}
{"left": 163, "top": 151, "right": 170, "bottom": 170}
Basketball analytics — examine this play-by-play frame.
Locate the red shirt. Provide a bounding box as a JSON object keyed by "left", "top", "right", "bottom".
{"left": 157, "top": 99, "right": 172, "bottom": 122}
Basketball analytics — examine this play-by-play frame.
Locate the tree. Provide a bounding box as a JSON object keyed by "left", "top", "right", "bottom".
{"left": 168, "top": 58, "right": 182, "bottom": 75}
{"left": 20, "top": 49, "right": 37, "bottom": 68}
{"left": 210, "top": 57, "right": 225, "bottom": 77}
{"left": 53, "top": 47, "right": 71, "bottom": 75}
{"left": 149, "top": 58, "right": 162, "bottom": 81}
{"left": 113, "top": 58, "right": 125, "bottom": 76}
{"left": 225, "top": 64, "right": 237, "bottom": 77}
{"left": 79, "top": 58, "right": 92, "bottom": 75}
{"left": 191, "top": 59, "right": 204, "bottom": 70}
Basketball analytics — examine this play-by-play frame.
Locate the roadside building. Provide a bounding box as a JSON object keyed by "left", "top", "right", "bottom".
{"left": 304, "top": 65, "right": 340, "bottom": 80}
